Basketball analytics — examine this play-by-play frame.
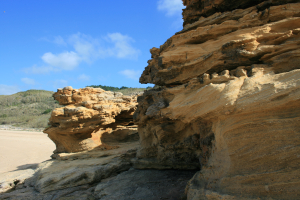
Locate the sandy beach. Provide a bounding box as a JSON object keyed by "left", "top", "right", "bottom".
{"left": 0, "top": 130, "right": 55, "bottom": 174}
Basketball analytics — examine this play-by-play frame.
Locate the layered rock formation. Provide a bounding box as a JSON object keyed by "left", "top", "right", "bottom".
{"left": 0, "top": 144, "right": 196, "bottom": 199}
{"left": 0, "top": 141, "right": 138, "bottom": 198}
{"left": 44, "top": 87, "right": 138, "bottom": 153}
{"left": 182, "top": 0, "right": 299, "bottom": 26}
{"left": 135, "top": 0, "right": 300, "bottom": 199}
{"left": 1, "top": 1, "right": 300, "bottom": 199}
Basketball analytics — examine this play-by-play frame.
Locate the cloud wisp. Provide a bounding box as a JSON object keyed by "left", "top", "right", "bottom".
{"left": 119, "top": 69, "right": 142, "bottom": 81}
{"left": 27, "top": 32, "right": 140, "bottom": 74}
{"left": 0, "top": 84, "right": 20, "bottom": 95}
{"left": 78, "top": 74, "right": 90, "bottom": 81}
{"left": 39, "top": 36, "right": 67, "bottom": 46}
{"left": 157, "top": 0, "right": 185, "bottom": 16}
{"left": 106, "top": 33, "right": 140, "bottom": 60}
{"left": 53, "top": 36, "right": 67, "bottom": 46}
{"left": 157, "top": 0, "right": 185, "bottom": 29}
{"left": 23, "top": 65, "right": 58, "bottom": 74}
{"left": 21, "top": 78, "right": 36, "bottom": 85}
{"left": 41, "top": 51, "right": 81, "bottom": 70}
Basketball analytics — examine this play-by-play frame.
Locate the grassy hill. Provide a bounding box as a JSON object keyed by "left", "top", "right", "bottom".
{"left": 0, "top": 86, "right": 150, "bottom": 129}
{"left": 0, "top": 90, "right": 60, "bottom": 129}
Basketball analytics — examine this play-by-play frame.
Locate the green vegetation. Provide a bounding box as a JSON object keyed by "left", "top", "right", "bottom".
{"left": 87, "top": 85, "right": 128, "bottom": 91}
{"left": 0, "top": 114, "right": 7, "bottom": 118}
{"left": 42, "top": 108, "right": 52, "bottom": 114}
{"left": 0, "top": 90, "right": 60, "bottom": 129}
{"left": 86, "top": 85, "right": 153, "bottom": 95}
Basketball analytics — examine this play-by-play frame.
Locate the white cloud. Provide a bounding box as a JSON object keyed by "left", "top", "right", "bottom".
{"left": 68, "top": 33, "right": 98, "bottom": 63}
{"left": 28, "top": 32, "right": 140, "bottom": 74}
{"left": 67, "top": 32, "right": 140, "bottom": 61}
{"left": 157, "top": 0, "right": 185, "bottom": 16}
{"left": 21, "top": 78, "right": 36, "bottom": 85}
{"left": 78, "top": 74, "right": 90, "bottom": 81}
{"left": 0, "top": 85, "right": 20, "bottom": 95}
{"left": 119, "top": 69, "right": 142, "bottom": 81}
{"left": 106, "top": 33, "right": 140, "bottom": 60}
{"left": 39, "top": 36, "right": 67, "bottom": 46}
{"left": 41, "top": 51, "right": 81, "bottom": 70}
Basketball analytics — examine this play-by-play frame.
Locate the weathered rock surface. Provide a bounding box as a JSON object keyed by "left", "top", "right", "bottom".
{"left": 44, "top": 87, "right": 138, "bottom": 153}
{"left": 136, "top": 0, "right": 300, "bottom": 199}
{"left": 0, "top": 169, "right": 35, "bottom": 194}
{"left": 0, "top": 142, "right": 139, "bottom": 199}
{"left": 0, "top": 142, "right": 196, "bottom": 200}
{"left": 141, "top": 3, "right": 300, "bottom": 86}
{"left": 182, "top": 0, "right": 299, "bottom": 26}
{"left": 94, "top": 168, "right": 196, "bottom": 200}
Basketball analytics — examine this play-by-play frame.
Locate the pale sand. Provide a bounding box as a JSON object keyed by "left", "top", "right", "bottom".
{"left": 0, "top": 130, "right": 55, "bottom": 174}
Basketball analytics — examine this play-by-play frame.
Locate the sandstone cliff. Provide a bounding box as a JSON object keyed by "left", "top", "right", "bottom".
{"left": 44, "top": 86, "right": 139, "bottom": 153}
{"left": 135, "top": 0, "right": 300, "bottom": 199}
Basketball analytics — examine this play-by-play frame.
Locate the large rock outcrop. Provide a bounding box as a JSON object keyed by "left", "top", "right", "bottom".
{"left": 135, "top": 0, "right": 300, "bottom": 199}
{"left": 44, "top": 87, "right": 139, "bottom": 153}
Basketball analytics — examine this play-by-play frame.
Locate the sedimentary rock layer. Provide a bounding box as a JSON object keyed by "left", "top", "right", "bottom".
{"left": 0, "top": 144, "right": 196, "bottom": 200}
{"left": 182, "top": 0, "right": 299, "bottom": 26}
{"left": 141, "top": 3, "right": 300, "bottom": 86}
{"left": 44, "top": 87, "right": 138, "bottom": 153}
{"left": 0, "top": 142, "right": 138, "bottom": 198}
{"left": 136, "top": 1, "right": 300, "bottom": 199}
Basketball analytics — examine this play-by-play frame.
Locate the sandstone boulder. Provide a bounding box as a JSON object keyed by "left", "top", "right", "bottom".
{"left": 44, "top": 87, "right": 139, "bottom": 153}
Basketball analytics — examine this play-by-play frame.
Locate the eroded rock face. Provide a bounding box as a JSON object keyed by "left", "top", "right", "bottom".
{"left": 44, "top": 87, "right": 138, "bottom": 153}
{"left": 182, "top": 0, "right": 299, "bottom": 26}
{"left": 141, "top": 3, "right": 300, "bottom": 86}
{"left": 136, "top": 0, "right": 300, "bottom": 199}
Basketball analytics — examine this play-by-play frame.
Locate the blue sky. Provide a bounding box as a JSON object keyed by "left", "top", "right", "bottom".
{"left": 0, "top": 0, "right": 185, "bottom": 95}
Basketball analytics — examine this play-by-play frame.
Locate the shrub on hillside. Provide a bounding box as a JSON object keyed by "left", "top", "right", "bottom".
{"left": 42, "top": 109, "right": 52, "bottom": 114}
